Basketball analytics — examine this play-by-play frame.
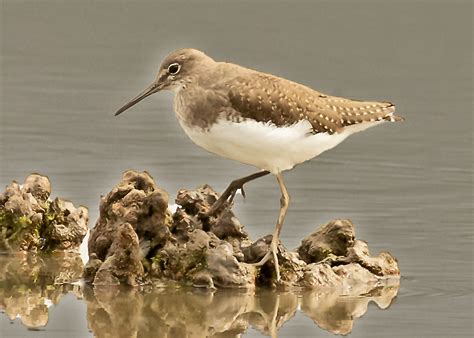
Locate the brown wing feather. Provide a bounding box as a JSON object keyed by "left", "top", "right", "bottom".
{"left": 226, "top": 71, "right": 402, "bottom": 134}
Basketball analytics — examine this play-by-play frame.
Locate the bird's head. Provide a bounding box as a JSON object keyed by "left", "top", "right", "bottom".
{"left": 115, "top": 48, "right": 214, "bottom": 116}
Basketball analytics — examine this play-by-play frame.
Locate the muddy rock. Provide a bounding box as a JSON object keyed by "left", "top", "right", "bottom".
{"left": 92, "top": 223, "right": 144, "bottom": 286}
{"left": 172, "top": 208, "right": 201, "bottom": 239}
{"left": 301, "top": 263, "right": 343, "bottom": 288}
{"left": 87, "top": 170, "right": 171, "bottom": 285}
{"left": 344, "top": 240, "right": 400, "bottom": 277}
{"left": 84, "top": 253, "right": 103, "bottom": 279}
{"left": 254, "top": 241, "right": 307, "bottom": 287}
{"left": 87, "top": 170, "right": 399, "bottom": 289}
{"left": 175, "top": 184, "right": 218, "bottom": 217}
{"left": 149, "top": 230, "right": 254, "bottom": 288}
{"left": 204, "top": 242, "right": 256, "bottom": 288}
{"left": 43, "top": 198, "right": 89, "bottom": 251}
{"left": 297, "top": 221, "right": 399, "bottom": 285}
{"left": 242, "top": 234, "right": 272, "bottom": 263}
{"left": 175, "top": 185, "right": 248, "bottom": 239}
{"left": 0, "top": 174, "right": 88, "bottom": 252}
{"left": 298, "top": 219, "right": 355, "bottom": 263}
{"left": 23, "top": 174, "right": 51, "bottom": 203}
{"left": 87, "top": 173, "right": 254, "bottom": 287}
{"left": 89, "top": 170, "right": 172, "bottom": 261}
{"left": 211, "top": 211, "right": 247, "bottom": 239}
{"left": 150, "top": 184, "right": 255, "bottom": 288}
{"left": 333, "top": 263, "right": 379, "bottom": 285}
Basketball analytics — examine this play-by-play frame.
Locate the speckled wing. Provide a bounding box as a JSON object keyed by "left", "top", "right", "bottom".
{"left": 226, "top": 72, "right": 401, "bottom": 134}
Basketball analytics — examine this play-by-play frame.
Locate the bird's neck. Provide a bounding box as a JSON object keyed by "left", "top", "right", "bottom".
{"left": 173, "top": 81, "right": 227, "bottom": 131}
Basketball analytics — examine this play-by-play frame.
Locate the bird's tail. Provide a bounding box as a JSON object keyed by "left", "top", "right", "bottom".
{"left": 378, "top": 102, "right": 405, "bottom": 123}
{"left": 339, "top": 102, "right": 405, "bottom": 126}
{"left": 383, "top": 113, "right": 405, "bottom": 122}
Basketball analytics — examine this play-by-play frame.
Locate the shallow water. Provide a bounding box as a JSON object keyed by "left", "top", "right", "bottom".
{"left": 1, "top": 1, "right": 473, "bottom": 337}
{"left": 0, "top": 253, "right": 400, "bottom": 337}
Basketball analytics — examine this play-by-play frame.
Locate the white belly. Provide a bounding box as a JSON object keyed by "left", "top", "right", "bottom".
{"left": 179, "top": 118, "right": 383, "bottom": 174}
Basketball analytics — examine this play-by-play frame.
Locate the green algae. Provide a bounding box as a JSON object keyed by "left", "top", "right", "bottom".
{"left": 0, "top": 210, "right": 40, "bottom": 251}
{"left": 1, "top": 201, "right": 62, "bottom": 252}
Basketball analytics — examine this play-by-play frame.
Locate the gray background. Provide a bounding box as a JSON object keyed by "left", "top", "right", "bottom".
{"left": 1, "top": 0, "right": 472, "bottom": 337}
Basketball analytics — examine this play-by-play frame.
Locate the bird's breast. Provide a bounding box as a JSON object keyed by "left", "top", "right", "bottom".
{"left": 173, "top": 86, "right": 229, "bottom": 130}
{"left": 176, "top": 117, "right": 355, "bottom": 173}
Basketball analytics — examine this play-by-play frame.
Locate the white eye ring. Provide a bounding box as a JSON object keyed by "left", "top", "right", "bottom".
{"left": 168, "top": 63, "right": 181, "bottom": 75}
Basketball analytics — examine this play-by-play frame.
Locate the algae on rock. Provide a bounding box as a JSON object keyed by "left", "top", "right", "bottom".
{"left": 86, "top": 170, "right": 255, "bottom": 288}
{"left": 86, "top": 170, "right": 400, "bottom": 289}
{"left": 86, "top": 170, "right": 173, "bottom": 286}
{"left": 0, "top": 174, "right": 88, "bottom": 253}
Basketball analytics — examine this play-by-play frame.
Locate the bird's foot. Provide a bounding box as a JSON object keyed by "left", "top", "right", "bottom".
{"left": 206, "top": 171, "right": 270, "bottom": 217}
{"left": 250, "top": 236, "right": 281, "bottom": 282}
{"left": 207, "top": 182, "right": 246, "bottom": 217}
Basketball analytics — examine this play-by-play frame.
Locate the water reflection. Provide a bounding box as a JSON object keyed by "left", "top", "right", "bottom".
{"left": 83, "top": 284, "right": 398, "bottom": 337}
{"left": 301, "top": 285, "right": 399, "bottom": 335}
{"left": 0, "top": 253, "right": 83, "bottom": 328}
{"left": 0, "top": 254, "right": 399, "bottom": 336}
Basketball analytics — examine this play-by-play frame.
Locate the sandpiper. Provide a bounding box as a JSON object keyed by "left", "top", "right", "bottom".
{"left": 115, "top": 48, "right": 404, "bottom": 281}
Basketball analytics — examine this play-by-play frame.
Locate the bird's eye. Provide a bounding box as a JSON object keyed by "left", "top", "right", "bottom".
{"left": 168, "top": 63, "right": 181, "bottom": 75}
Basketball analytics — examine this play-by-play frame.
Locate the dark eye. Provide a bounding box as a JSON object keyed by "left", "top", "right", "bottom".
{"left": 168, "top": 63, "right": 180, "bottom": 75}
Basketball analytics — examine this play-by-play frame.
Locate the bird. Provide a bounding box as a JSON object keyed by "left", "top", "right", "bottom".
{"left": 115, "top": 48, "right": 404, "bottom": 282}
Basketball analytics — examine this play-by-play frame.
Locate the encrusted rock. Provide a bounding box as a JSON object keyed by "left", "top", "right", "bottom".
{"left": 298, "top": 219, "right": 355, "bottom": 263}
{"left": 205, "top": 242, "right": 255, "bottom": 288}
{"left": 86, "top": 170, "right": 399, "bottom": 289}
{"left": 87, "top": 170, "right": 172, "bottom": 285}
{"left": 143, "top": 181, "right": 254, "bottom": 287}
{"left": 186, "top": 229, "right": 211, "bottom": 252}
{"left": 175, "top": 185, "right": 248, "bottom": 239}
{"left": 0, "top": 174, "right": 88, "bottom": 252}
{"left": 148, "top": 229, "right": 254, "bottom": 288}
{"left": 172, "top": 208, "right": 201, "bottom": 239}
{"left": 93, "top": 223, "right": 144, "bottom": 286}
{"left": 43, "top": 198, "right": 88, "bottom": 251}
{"left": 343, "top": 240, "right": 400, "bottom": 277}
{"left": 255, "top": 241, "right": 306, "bottom": 287}
{"left": 242, "top": 234, "right": 272, "bottom": 263}
{"left": 211, "top": 212, "right": 247, "bottom": 239}
{"left": 23, "top": 174, "right": 51, "bottom": 203}
{"left": 192, "top": 270, "right": 215, "bottom": 288}
{"left": 333, "top": 263, "right": 379, "bottom": 286}
{"left": 301, "top": 263, "right": 342, "bottom": 288}
{"left": 175, "top": 185, "right": 218, "bottom": 217}
{"left": 84, "top": 253, "right": 103, "bottom": 280}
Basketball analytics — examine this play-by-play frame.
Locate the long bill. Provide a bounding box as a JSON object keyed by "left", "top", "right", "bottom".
{"left": 115, "top": 82, "right": 162, "bottom": 116}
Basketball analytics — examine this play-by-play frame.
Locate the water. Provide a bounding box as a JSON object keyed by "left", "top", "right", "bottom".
{"left": 0, "top": 254, "right": 401, "bottom": 337}
{"left": 0, "top": 0, "right": 472, "bottom": 337}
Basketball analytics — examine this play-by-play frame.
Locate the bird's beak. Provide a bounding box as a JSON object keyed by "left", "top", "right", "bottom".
{"left": 115, "top": 81, "right": 163, "bottom": 116}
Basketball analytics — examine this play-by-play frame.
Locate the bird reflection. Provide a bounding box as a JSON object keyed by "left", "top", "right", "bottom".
{"left": 0, "top": 254, "right": 399, "bottom": 336}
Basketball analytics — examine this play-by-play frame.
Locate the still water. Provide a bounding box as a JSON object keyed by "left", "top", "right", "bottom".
{"left": 0, "top": 254, "right": 400, "bottom": 337}
{"left": 1, "top": 1, "right": 472, "bottom": 337}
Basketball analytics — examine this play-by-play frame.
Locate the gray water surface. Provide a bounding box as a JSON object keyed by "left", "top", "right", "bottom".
{"left": 1, "top": 1, "right": 473, "bottom": 337}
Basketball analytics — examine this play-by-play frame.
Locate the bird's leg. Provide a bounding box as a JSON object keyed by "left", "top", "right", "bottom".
{"left": 251, "top": 173, "right": 290, "bottom": 282}
{"left": 207, "top": 170, "right": 270, "bottom": 216}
